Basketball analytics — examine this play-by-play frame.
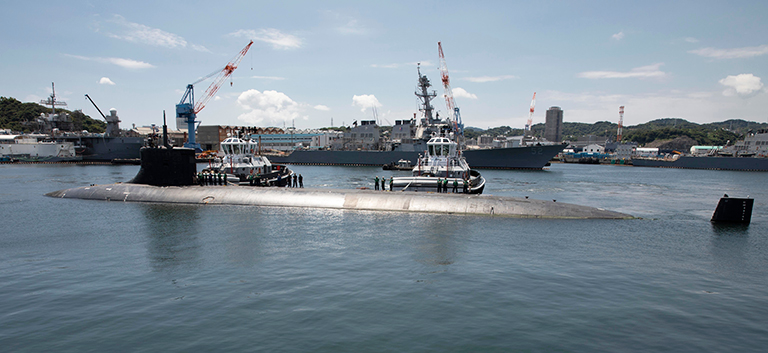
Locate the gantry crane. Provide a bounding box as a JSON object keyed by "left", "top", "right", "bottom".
{"left": 177, "top": 40, "right": 253, "bottom": 151}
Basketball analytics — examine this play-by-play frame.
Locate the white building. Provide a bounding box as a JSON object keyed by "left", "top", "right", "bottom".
{"left": 634, "top": 147, "right": 659, "bottom": 157}
{"left": 615, "top": 143, "right": 636, "bottom": 160}
{"left": 583, "top": 144, "right": 605, "bottom": 153}
{"left": 690, "top": 146, "right": 722, "bottom": 156}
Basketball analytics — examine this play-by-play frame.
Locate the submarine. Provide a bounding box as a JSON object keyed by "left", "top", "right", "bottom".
{"left": 46, "top": 119, "right": 633, "bottom": 220}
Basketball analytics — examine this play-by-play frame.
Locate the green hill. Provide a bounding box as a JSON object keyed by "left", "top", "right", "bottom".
{"left": 0, "top": 96, "right": 106, "bottom": 133}
{"left": 466, "top": 118, "right": 766, "bottom": 147}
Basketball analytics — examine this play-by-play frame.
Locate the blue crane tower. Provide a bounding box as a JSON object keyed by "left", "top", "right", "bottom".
{"left": 177, "top": 40, "right": 253, "bottom": 151}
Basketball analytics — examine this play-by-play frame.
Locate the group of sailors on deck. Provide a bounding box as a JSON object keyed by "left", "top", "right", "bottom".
{"left": 197, "top": 171, "right": 227, "bottom": 186}
{"left": 373, "top": 176, "right": 393, "bottom": 191}
{"left": 435, "top": 177, "right": 469, "bottom": 194}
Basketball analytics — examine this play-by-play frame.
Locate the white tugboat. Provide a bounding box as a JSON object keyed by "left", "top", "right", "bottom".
{"left": 391, "top": 134, "right": 485, "bottom": 194}
{"left": 205, "top": 136, "right": 293, "bottom": 186}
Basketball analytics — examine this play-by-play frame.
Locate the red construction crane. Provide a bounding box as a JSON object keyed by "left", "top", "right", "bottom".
{"left": 177, "top": 40, "right": 253, "bottom": 150}
{"left": 526, "top": 92, "right": 536, "bottom": 134}
{"left": 193, "top": 40, "right": 254, "bottom": 114}
{"left": 437, "top": 41, "right": 463, "bottom": 134}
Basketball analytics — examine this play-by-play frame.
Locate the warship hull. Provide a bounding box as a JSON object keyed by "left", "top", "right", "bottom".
{"left": 632, "top": 156, "right": 768, "bottom": 172}
{"left": 58, "top": 136, "right": 144, "bottom": 162}
{"left": 268, "top": 143, "right": 564, "bottom": 170}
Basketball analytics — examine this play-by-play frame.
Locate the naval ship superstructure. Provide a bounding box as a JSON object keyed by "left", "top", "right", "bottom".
{"left": 37, "top": 88, "right": 144, "bottom": 162}
{"left": 268, "top": 66, "right": 565, "bottom": 169}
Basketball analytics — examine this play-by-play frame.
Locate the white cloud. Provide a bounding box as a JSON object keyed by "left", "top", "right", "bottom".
{"left": 102, "top": 15, "right": 209, "bottom": 52}
{"left": 452, "top": 87, "right": 477, "bottom": 99}
{"left": 464, "top": 75, "right": 517, "bottom": 83}
{"left": 229, "top": 29, "right": 301, "bottom": 50}
{"left": 719, "top": 74, "right": 764, "bottom": 96}
{"left": 237, "top": 89, "right": 304, "bottom": 125}
{"left": 687, "top": 92, "right": 713, "bottom": 99}
{"left": 322, "top": 10, "right": 368, "bottom": 35}
{"left": 99, "top": 77, "right": 115, "bottom": 85}
{"left": 65, "top": 54, "right": 155, "bottom": 69}
{"left": 689, "top": 45, "right": 768, "bottom": 59}
{"left": 314, "top": 105, "right": 330, "bottom": 111}
{"left": 577, "top": 63, "right": 665, "bottom": 79}
{"left": 237, "top": 89, "right": 306, "bottom": 125}
{"left": 337, "top": 19, "right": 367, "bottom": 35}
{"left": 106, "top": 57, "right": 155, "bottom": 69}
{"left": 684, "top": 37, "right": 699, "bottom": 43}
{"left": 252, "top": 75, "right": 286, "bottom": 80}
{"left": 214, "top": 96, "right": 222, "bottom": 101}
{"left": 371, "top": 61, "right": 430, "bottom": 69}
{"left": 352, "top": 94, "right": 381, "bottom": 112}
{"left": 538, "top": 89, "right": 768, "bottom": 126}
{"left": 612, "top": 31, "right": 625, "bottom": 40}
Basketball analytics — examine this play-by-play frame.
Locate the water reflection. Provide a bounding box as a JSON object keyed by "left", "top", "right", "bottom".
{"left": 711, "top": 223, "right": 750, "bottom": 234}
{"left": 412, "top": 215, "right": 469, "bottom": 267}
{"left": 141, "top": 204, "right": 202, "bottom": 272}
{"left": 221, "top": 207, "right": 272, "bottom": 267}
{"left": 709, "top": 223, "right": 750, "bottom": 275}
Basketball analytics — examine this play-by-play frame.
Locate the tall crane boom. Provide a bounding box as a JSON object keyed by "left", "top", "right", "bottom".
{"left": 194, "top": 40, "right": 253, "bottom": 114}
{"left": 177, "top": 40, "right": 253, "bottom": 151}
{"left": 526, "top": 92, "right": 536, "bottom": 134}
{"left": 617, "top": 106, "right": 625, "bottom": 142}
{"left": 437, "top": 41, "right": 463, "bottom": 135}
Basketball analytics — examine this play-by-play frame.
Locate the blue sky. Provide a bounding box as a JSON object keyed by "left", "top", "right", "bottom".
{"left": 2, "top": 1, "right": 766, "bottom": 131}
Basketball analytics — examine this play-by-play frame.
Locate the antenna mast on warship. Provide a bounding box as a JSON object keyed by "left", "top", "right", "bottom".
{"left": 415, "top": 63, "right": 437, "bottom": 124}
{"left": 40, "top": 82, "right": 67, "bottom": 114}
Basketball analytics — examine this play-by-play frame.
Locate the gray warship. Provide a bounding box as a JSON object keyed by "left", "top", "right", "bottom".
{"left": 35, "top": 85, "right": 144, "bottom": 162}
{"left": 632, "top": 129, "right": 768, "bottom": 171}
{"left": 268, "top": 66, "right": 565, "bottom": 169}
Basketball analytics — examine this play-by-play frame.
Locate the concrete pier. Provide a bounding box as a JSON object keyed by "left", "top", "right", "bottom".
{"left": 46, "top": 184, "right": 633, "bottom": 219}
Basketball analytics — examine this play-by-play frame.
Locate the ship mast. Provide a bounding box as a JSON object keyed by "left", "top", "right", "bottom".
{"left": 40, "top": 82, "right": 67, "bottom": 115}
{"left": 415, "top": 63, "right": 437, "bottom": 124}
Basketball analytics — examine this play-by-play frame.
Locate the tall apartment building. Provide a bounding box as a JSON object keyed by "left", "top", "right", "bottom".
{"left": 544, "top": 106, "right": 563, "bottom": 142}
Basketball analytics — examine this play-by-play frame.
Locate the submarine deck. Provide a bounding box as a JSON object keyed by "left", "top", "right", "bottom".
{"left": 46, "top": 184, "right": 633, "bottom": 219}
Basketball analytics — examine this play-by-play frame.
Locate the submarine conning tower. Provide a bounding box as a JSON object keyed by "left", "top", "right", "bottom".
{"left": 129, "top": 147, "right": 197, "bottom": 186}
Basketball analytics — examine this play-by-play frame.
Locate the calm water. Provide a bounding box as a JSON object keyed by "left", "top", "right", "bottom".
{"left": 1, "top": 163, "right": 766, "bottom": 352}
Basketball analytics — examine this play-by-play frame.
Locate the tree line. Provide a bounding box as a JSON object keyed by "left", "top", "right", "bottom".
{"left": 0, "top": 96, "right": 106, "bottom": 133}
{"left": 462, "top": 118, "right": 767, "bottom": 146}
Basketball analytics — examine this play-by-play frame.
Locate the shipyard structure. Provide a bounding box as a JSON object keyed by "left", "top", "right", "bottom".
{"left": 189, "top": 66, "right": 565, "bottom": 170}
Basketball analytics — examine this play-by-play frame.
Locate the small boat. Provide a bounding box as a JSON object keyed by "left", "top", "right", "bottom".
{"left": 392, "top": 134, "right": 485, "bottom": 194}
{"left": 205, "top": 136, "right": 293, "bottom": 186}
{"left": 382, "top": 159, "right": 413, "bottom": 170}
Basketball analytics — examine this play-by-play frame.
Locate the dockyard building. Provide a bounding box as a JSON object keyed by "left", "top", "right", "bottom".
{"left": 544, "top": 106, "right": 563, "bottom": 143}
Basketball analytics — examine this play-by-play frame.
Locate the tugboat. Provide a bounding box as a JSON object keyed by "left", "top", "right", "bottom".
{"left": 392, "top": 134, "right": 485, "bottom": 194}
{"left": 205, "top": 136, "right": 293, "bottom": 186}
